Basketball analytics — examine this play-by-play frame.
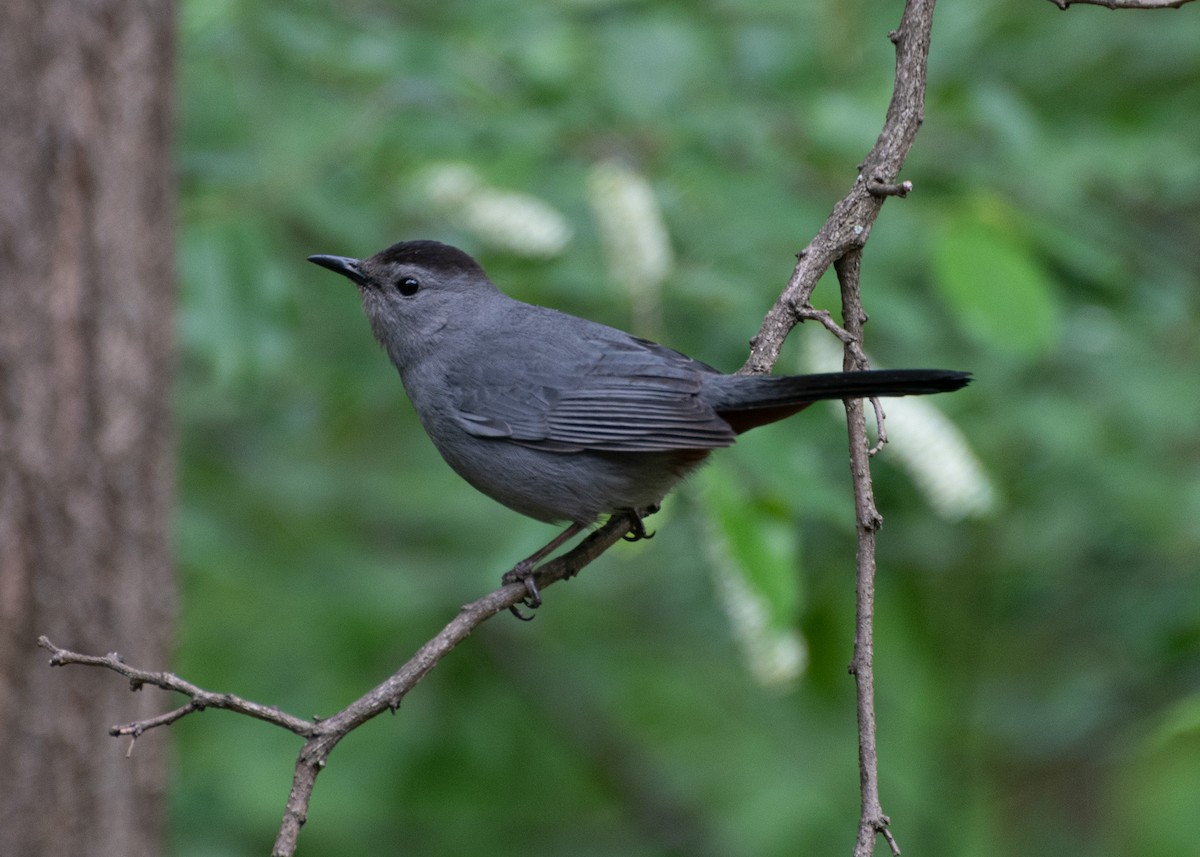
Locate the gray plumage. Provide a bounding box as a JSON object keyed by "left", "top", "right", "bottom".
{"left": 308, "top": 239, "right": 970, "bottom": 528}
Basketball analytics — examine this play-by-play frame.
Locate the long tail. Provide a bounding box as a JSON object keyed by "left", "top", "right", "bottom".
{"left": 703, "top": 369, "right": 971, "bottom": 434}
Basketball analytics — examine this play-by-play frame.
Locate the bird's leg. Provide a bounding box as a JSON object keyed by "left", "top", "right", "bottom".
{"left": 502, "top": 507, "right": 660, "bottom": 620}
{"left": 502, "top": 521, "right": 587, "bottom": 619}
{"left": 622, "top": 504, "right": 660, "bottom": 542}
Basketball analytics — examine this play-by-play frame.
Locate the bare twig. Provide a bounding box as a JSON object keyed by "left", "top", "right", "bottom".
{"left": 793, "top": 305, "right": 889, "bottom": 454}
{"left": 39, "top": 513, "right": 637, "bottom": 857}
{"left": 1049, "top": 0, "right": 1193, "bottom": 8}
{"left": 37, "top": 636, "right": 318, "bottom": 737}
{"left": 868, "top": 397, "right": 890, "bottom": 457}
{"left": 836, "top": 252, "right": 899, "bottom": 857}
{"left": 794, "top": 306, "right": 870, "bottom": 366}
{"left": 867, "top": 178, "right": 913, "bottom": 198}
{"left": 737, "top": 0, "right": 938, "bottom": 852}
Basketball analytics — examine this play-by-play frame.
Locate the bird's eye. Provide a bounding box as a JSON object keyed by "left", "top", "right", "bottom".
{"left": 397, "top": 277, "right": 420, "bottom": 297}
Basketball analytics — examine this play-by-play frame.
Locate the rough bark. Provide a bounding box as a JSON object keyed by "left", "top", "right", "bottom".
{"left": 0, "top": 1, "right": 176, "bottom": 855}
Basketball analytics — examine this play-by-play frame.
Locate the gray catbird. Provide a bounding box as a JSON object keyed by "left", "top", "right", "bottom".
{"left": 309, "top": 240, "right": 969, "bottom": 601}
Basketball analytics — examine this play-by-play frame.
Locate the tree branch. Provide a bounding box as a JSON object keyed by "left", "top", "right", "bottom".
{"left": 836, "top": 252, "right": 899, "bottom": 857}
{"left": 38, "top": 636, "right": 320, "bottom": 739}
{"left": 1049, "top": 0, "right": 1194, "bottom": 8}
{"left": 40, "top": 513, "right": 637, "bottom": 857}
{"left": 740, "top": 0, "right": 935, "bottom": 379}
{"left": 735, "top": 1, "right": 936, "bottom": 852}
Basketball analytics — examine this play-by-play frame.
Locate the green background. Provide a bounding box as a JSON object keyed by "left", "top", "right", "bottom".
{"left": 174, "top": 1, "right": 1200, "bottom": 855}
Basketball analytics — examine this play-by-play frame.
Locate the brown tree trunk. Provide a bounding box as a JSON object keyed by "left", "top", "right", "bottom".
{"left": 0, "top": 1, "right": 176, "bottom": 855}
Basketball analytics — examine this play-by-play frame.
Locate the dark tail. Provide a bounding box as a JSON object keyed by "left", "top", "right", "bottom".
{"left": 703, "top": 369, "right": 971, "bottom": 434}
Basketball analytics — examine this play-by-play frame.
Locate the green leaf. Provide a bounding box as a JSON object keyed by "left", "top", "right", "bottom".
{"left": 696, "top": 459, "right": 807, "bottom": 686}
{"left": 698, "top": 458, "right": 802, "bottom": 627}
{"left": 933, "top": 212, "right": 1062, "bottom": 356}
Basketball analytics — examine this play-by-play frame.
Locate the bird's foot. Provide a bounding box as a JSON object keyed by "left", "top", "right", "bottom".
{"left": 622, "top": 505, "right": 660, "bottom": 542}
{"left": 500, "top": 521, "right": 588, "bottom": 620}
{"left": 502, "top": 560, "right": 541, "bottom": 621}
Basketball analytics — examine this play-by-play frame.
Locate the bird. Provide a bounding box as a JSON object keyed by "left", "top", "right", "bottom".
{"left": 308, "top": 239, "right": 970, "bottom": 606}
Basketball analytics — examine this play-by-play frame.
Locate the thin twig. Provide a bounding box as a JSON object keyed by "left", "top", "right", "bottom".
{"left": 743, "top": 0, "right": 939, "bottom": 850}
{"left": 868, "top": 397, "right": 889, "bottom": 457}
{"left": 794, "top": 306, "right": 868, "bottom": 364}
{"left": 1049, "top": 0, "right": 1193, "bottom": 8}
{"left": 867, "top": 179, "right": 913, "bottom": 198}
{"left": 836, "top": 252, "right": 898, "bottom": 857}
{"left": 37, "top": 636, "right": 318, "bottom": 737}
{"left": 114, "top": 701, "right": 202, "bottom": 738}
{"left": 793, "top": 305, "right": 888, "bottom": 453}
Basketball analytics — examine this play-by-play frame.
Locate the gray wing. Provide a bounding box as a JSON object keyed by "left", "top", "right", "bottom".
{"left": 451, "top": 311, "right": 736, "bottom": 453}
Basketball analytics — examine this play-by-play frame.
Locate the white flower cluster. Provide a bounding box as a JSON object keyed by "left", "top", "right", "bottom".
{"left": 419, "top": 163, "right": 572, "bottom": 258}
{"left": 586, "top": 159, "right": 674, "bottom": 333}
{"left": 586, "top": 159, "right": 674, "bottom": 290}
{"left": 873, "top": 395, "right": 997, "bottom": 520}
{"left": 804, "top": 334, "right": 996, "bottom": 520}
{"left": 707, "top": 539, "right": 809, "bottom": 688}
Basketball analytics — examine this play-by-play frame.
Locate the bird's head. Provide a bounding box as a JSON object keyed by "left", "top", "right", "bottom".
{"left": 308, "top": 239, "right": 500, "bottom": 370}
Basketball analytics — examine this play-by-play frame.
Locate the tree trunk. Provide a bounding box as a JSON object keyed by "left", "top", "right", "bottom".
{"left": 0, "top": 1, "right": 176, "bottom": 855}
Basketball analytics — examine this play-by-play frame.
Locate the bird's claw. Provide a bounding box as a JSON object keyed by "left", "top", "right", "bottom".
{"left": 502, "top": 562, "right": 541, "bottom": 620}
{"left": 622, "top": 508, "right": 657, "bottom": 542}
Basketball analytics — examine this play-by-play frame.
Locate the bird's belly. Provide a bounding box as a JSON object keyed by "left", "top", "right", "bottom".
{"left": 433, "top": 435, "right": 708, "bottom": 525}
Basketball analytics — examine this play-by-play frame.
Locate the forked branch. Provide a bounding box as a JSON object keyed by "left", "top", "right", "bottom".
{"left": 41, "top": 513, "right": 637, "bottom": 857}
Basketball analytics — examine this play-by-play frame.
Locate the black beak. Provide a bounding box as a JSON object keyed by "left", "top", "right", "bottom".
{"left": 307, "top": 254, "right": 367, "bottom": 286}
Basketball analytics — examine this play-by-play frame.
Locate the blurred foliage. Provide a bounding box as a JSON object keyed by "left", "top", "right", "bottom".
{"left": 173, "top": 1, "right": 1200, "bottom": 855}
